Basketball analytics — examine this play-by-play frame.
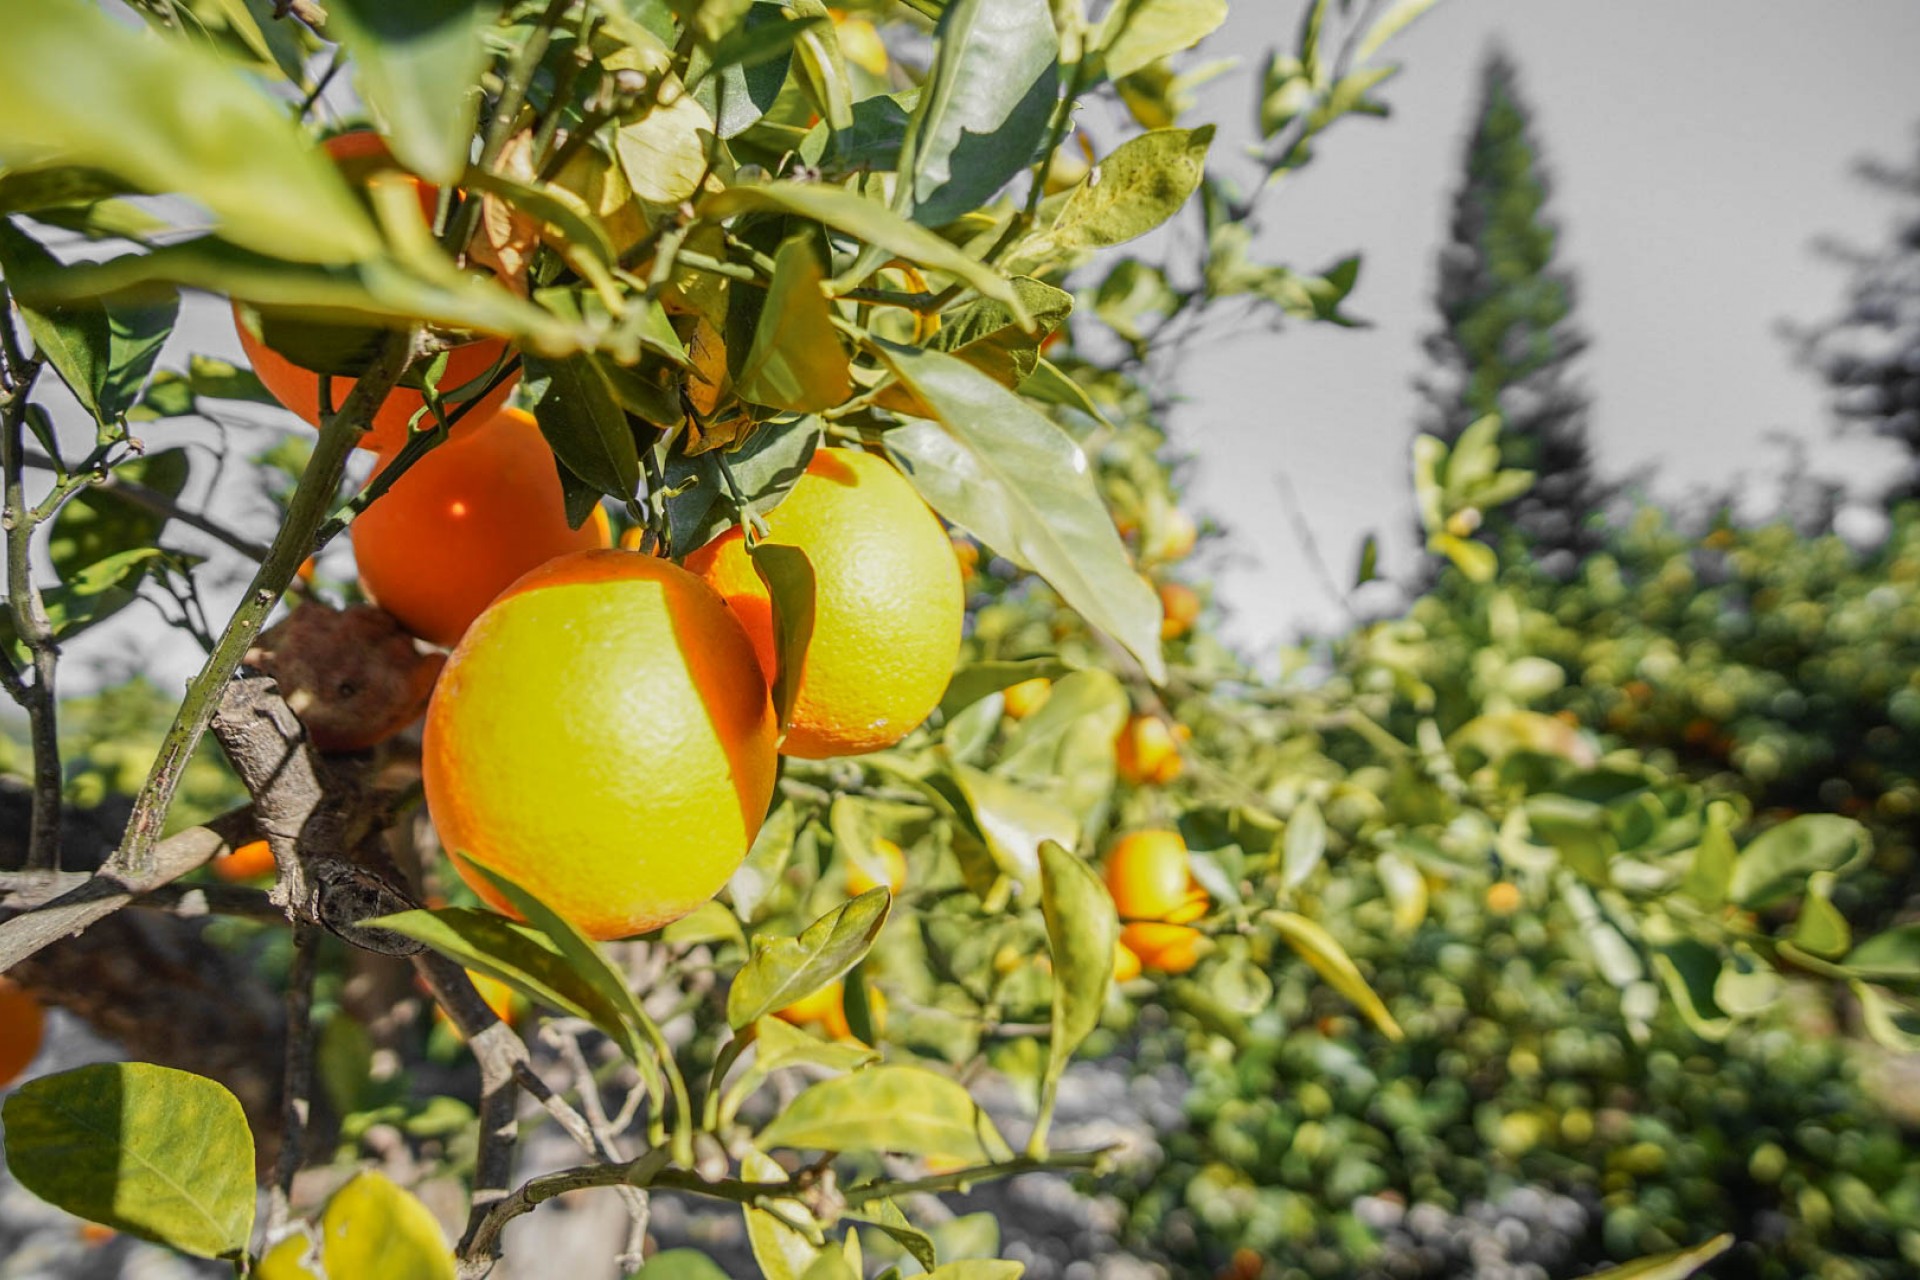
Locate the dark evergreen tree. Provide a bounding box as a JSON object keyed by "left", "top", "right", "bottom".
{"left": 1799, "top": 130, "right": 1920, "bottom": 502}
{"left": 1417, "top": 48, "right": 1604, "bottom": 571}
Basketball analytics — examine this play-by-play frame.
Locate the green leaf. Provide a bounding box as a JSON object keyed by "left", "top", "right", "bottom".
{"left": 661, "top": 899, "right": 748, "bottom": 948}
{"left": 994, "top": 669, "right": 1127, "bottom": 840}
{"left": 1027, "top": 126, "right": 1213, "bottom": 257}
{"left": 874, "top": 341, "right": 1165, "bottom": 681}
{"left": 1678, "top": 804, "right": 1735, "bottom": 910}
{"left": 523, "top": 352, "right": 642, "bottom": 500}
{"left": 364, "top": 907, "right": 647, "bottom": 1062}
{"left": 1354, "top": 0, "right": 1439, "bottom": 62}
{"left": 1651, "top": 941, "right": 1731, "bottom": 1042}
{"left": 939, "top": 658, "right": 1072, "bottom": 718}
{"left": 1375, "top": 848, "right": 1427, "bottom": 934}
{"left": 789, "top": 2, "right": 854, "bottom": 133}
{"left": 689, "top": 3, "right": 803, "bottom": 139}
{"left": 751, "top": 542, "right": 817, "bottom": 734}
{"left": 1793, "top": 871, "right": 1852, "bottom": 959}
{"left": 1263, "top": 910, "right": 1402, "bottom": 1040}
{"left": 741, "top": 1146, "right": 827, "bottom": 1280}
{"left": 1281, "top": 798, "right": 1326, "bottom": 893}
{"left": 800, "top": 91, "right": 916, "bottom": 172}
{"left": 736, "top": 234, "right": 853, "bottom": 412}
{"left": 0, "top": 0, "right": 381, "bottom": 264}
{"left": 750, "top": 1015, "right": 879, "bottom": 1076}
{"left": 0, "top": 220, "right": 110, "bottom": 421}
{"left": 1729, "top": 814, "right": 1872, "bottom": 908}
{"left": 1428, "top": 531, "right": 1496, "bottom": 583}
{"left": 895, "top": 0, "right": 1059, "bottom": 227}
{"left": 103, "top": 296, "right": 182, "bottom": 421}
{"left": 1845, "top": 925, "right": 1920, "bottom": 981}
{"left": 950, "top": 762, "right": 1079, "bottom": 886}
{"left": 299, "top": 1172, "right": 454, "bottom": 1280}
{"left": 327, "top": 0, "right": 498, "bottom": 186}
{"left": 728, "top": 889, "right": 891, "bottom": 1028}
{"left": 632, "top": 1248, "right": 736, "bottom": 1280}
{"left": 1094, "top": 0, "right": 1228, "bottom": 82}
{"left": 1, "top": 546, "right": 167, "bottom": 660}
{"left": 924, "top": 1262, "right": 1024, "bottom": 1280}
{"left": 757, "top": 1065, "right": 1012, "bottom": 1162}
{"left": 2, "top": 1063, "right": 255, "bottom": 1260}
{"left": 1018, "top": 355, "right": 1113, "bottom": 427}
{"left": 1852, "top": 980, "right": 1920, "bottom": 1052}
{"left": 1579, "top": 1235, "right": 1733, "bottom": 1280}
{"left": 1036, "top": 840, "right": 1117, "bottom": 1137}
{"left": 922, "top": 276, "right": 1073, "bottom": 388}
{"left": 730, "top": 797, "right": 801, "bottom": 922}
{"left": 49, "top": 448, "right": 191, "bottom": 582}
{"left": 846, "top": 1200, "right": 938, "bottom": 1273}
{"left": 1353, "top": 533, "right": 1379, "bottom": 587}
{"left": 699, "top": 182, "right": 1026, "bottom": 321}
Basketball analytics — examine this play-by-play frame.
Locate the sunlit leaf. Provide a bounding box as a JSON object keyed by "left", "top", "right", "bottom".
{"left": 327, "top": 0, "right": 499, "bottom": 186}
{"left": 757, "top": 1065, "right": 1012, "bottom": 1161}
{"left": 1263, "top": 910, "right": 1402, "bottom": 1040}
{"left": 751, "top": 542, "right": 817, "bottom": 734}
{"left": 728, "top": 890, "right": 891, "bottom": 1028}
{"left": 736, "top": 234, "right": 852, "bottom": 412}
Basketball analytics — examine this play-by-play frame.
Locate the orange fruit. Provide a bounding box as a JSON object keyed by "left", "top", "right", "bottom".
{"left": 1159, "top": 581, "right": 1200, "bottom": 640}
{"left": 1150, "top": 507, "right": 1197, "bottom": 563}
{"left": 0, "top": 977, "right": 45, "bottom": 1086}
{"left": 423, "top": 549, "right": 778, "bottom": 939}
{"left": 233, "top": 132, "right": 517, "bottom": 455}
{"left": 352, "top": 407, "right": 611, "bottom": 647}
{"left": 1106, "top": 830, "right": 1208, "bottom": 974}
{"left": 212, "top": 838, "right": 277, "bottom": 882}
{"left": 952, "top": 535, "right": 980, "bottom": 579}
{"left": 847, "top": 836, "right": 907, "bottom": 897}
{"left": 1486, "top": 881, "right": 1524, "bottom": 915}
{"left": 1116, "top": 714, "right": 1184, "bottom": 786}
{"left": 1111, "top": 940, "right": 1143, "bottom": 983}
{"left": 686, "top": 448, "right": 963, "bottom": 758}
{"left": 1001, "top": 677, "right": 1052, "bottom": 720}
{"left": 775, "top": 982, "right": 886, "bottom": 1042}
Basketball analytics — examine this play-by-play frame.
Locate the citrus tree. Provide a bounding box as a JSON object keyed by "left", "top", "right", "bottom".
{"left": 1, "top": 2, "right": 1914, "bottom": 1278}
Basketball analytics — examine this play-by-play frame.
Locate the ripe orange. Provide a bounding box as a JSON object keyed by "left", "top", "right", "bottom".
{"left": 1148, "top": 507, "right": 1197, "bottom": 563}
{"left": 1106, "top": 830, "right": 1208, "bottom": 974}
{"left": 212, "top": 838, "right": 277, "bottom": 882}
{"left": 1159, "top": 581, "right": 1200, "bottom": 640}
{"left": 233, "top": 132, "right": 517, "bottom": 455}
{"left": 1001, "top": 677, "right": 1052, "bottom": 720}
{"left": 952, "top": 535, "right": 980, "bottom": 579}
{"left": 0, "top": 977, "right": 45, "bottom": 1086}
{"left": 1486, "top": 881, "right": 1524, "bottom": 915}
{"left": 775, "top": 981, "right": 885, "bottom": 1042}
{"left": 352, "top": 407, "right": 611, "bottom": 647}
{"left": 1116, "top": 714, "right": 1184, "bottom": 786}
{"left": 686, "top": 448, "right": 963, "bottom": 758}
{"left": 1111, "top": 940, "right": 1143, "bottom": 983}
{"left": 422, "top": 549, "right": 778, "bottom": 940}
{"left": 846, "top": 836, "right": 907, "bottom": 897}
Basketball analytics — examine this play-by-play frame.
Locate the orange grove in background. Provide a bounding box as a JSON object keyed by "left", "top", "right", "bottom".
{"left": 423, "top": 550, "right": 777, "bottom": 940}
{"left": 0, "top": 977, "right": 45, "bottom": 1087}
{"left": 1001, "top": 677, "right": 1052, "bottom": 720}
{"left": 687, "top": 448, "right": 963, "bottom": 759}
{"left": 212, "top": 839, "right": 277, "bottom": 882}
{"left": 1159, "top": 581, "right": 1200, "bottom": 640}
{"left": 1116, "top": 714, "right": 1185, "bottom": 786}
{"left": 352, "top": 407, "right": 611, "bottom": 648}
{"left": 232, "top": 131, "right": 517, "bottom": 455}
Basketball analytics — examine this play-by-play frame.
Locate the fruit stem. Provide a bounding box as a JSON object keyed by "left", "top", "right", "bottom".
{"left": 116, "top": 330, "right": 419, "bottom": 878}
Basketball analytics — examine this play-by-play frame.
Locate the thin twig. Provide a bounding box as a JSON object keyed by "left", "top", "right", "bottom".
{"left": 1274, "top": 472, "right": 1360, "bottom": 624}
{"left": 546, "top": 1022, "right": 649, "bottom": 1269}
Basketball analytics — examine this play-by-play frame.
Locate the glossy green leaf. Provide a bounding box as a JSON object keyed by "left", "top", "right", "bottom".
{"left": 364, "top": 906, "right": 646, "bottom": 1063}
{"left": 757, "top": 1065, "right": 1012, "bottom": 1161}
{"left": 995, "top": 669, "right": 1127, "bottom": 839}
{"left": 919, "top": 276, "right": 1073, "bottom": 389}
{"left": 939, "top": 658, "right": 1072, "bottom": 718}
{"left": 1852, "top": 980, "right": 1920, "bottom": 1052}
{"left": 631, "top": 1248, "right": 735, "bottom": 1280}
{"left": 1728, "top": 814, "right": 1872, "bottom": 908}
{"left": 1264, "top": 910, "right": 1402, "bottom": 1040}
{"left": 1281, "top": 798, "right": 1326, "bottom": 892}
{"left": 1036, "top": 840, "right": 1117, "bottom": 1137}
{"left": 846, "top": 1200, "right": 938, "bottom": 1272}
{"left": 875, "top": 341, "right": 1165, "bottom": 681}
{"left": 750, "top": 1015, "right": 879, "bottom": 1076}
{"left": 895, "top": 0, "right": 1058, "bottom": 227}
{"left": 102, "top": 297, "right": 181, "bottom": 421}
{"left": 1095, "top": 0, "right": 1228, "bottom": 82}
{"left": 0, "top": 0, "right": 380, "bottom": 263}
{"left": 700, "top": 182, "right": 1025, "bottom": 320}
{"left": 327, "top": 0, "right": 497, "bottom": 186}
{"left": 523, "top": 352, "right": 642, "bottom": 500}
{"left": 1354, "top": 0, "right": 1439, "bottom": 62}
{"left": 660, "top": 899, "right": 749, "bottom": 948}
{"left": 132, "top": 354, "right": 276, "bottom": 420}
{"left": 1651, "top": 941, "right": 1731, "bottom": 1042}
{"left": 2, "top": 1063, "right": 255, "bottom": 1260}
{"left": 924, "top": 1262, "right": 1024, "bottom": 1280}
{"left": 1019, "top": 355, "right": 1113, "bottom": 427}
{"left": 1, "top": 546, "right": 166, "bottom": 660}
{"left": 751, "top": 542, "right": 817, "bottom": 734}
{"left": 800, "top": 91, "right": 916, "bottom": 172}
{"left": 789, "top": 1, "right": 854, "bottom": 132}
{"left": 728, "top": 889, "right": 891, "bottom": 1028}
{"left": 737, "top": 234, "right": 852, "bottom": 412}
{"left": 741, "top": 1147, "right": 826, "bottom": 1280}
{"left": 730, "top": 797, "right": 801, "bottom": 922}
{"left": 1845, "top": 924, "right": 1920, "bottom": 981}
{"left": 951, "top": 762, "right": 1079, "bottom": 886}
{"left": 1580, "top": 1235, "right": 1733, "bottom": 1280}
{"left": 0, "top": 220, "right": 110, "bottom": 420}
{"left": 1029, "top": 126, "right": 1213, "bottom": 256}
{"left": 689, "top": 2, "right": 803, "bottom": 139}
{"left": 1793, "top": 870, "right": 1852, "bottom": 959}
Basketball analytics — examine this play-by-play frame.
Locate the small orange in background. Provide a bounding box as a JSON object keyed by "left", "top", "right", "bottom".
{"left": 233, "top": 132, "right": 517, "bottom": 456}
{"left": 687, "top": 448, "right": 963, "bottom": 759}
{"left": 1158, "top": 581, "right": 1201, "bottom": 640}
{"left": 846, "top": 837, "right": 907, "bottom": 898}
{"left": 1001, "top": 677, "right": 1052, "bottom": 720}
{"left": 1486, "top": 881, "right": 1524, "bottom": 915}
{"left": 1105, "top": 830, "right": 1209, "bottom": 974}
{"left": 0, "top": 977, "right": 46, "bottom": 1087}
{"left": 951, "top": 536, "right": 980, "bottom": 579}
{"left": 352, "top": 407, "right": 611, "bottom": 648}
{"left": 435, "top": 970, "right": 520, "bottom": 1039}
{"left": 1149, "top": 507, "right": 1197, "bottom": 563}
{"left": 1111, "top": 940, "right": 1143, "bottom": 983}
{"left": 1116, "top": 714, "right": 1184, "bottom": 786}
{"left": 776, "top": 981, "right": 886, "bottom": 1043}
{"left": 212, "top": 838, "right": 277, "bottom": 882}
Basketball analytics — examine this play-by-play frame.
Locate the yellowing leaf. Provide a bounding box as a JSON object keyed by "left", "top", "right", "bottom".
{"left": 617, "top": 81, "right": 718, "bottom": 205}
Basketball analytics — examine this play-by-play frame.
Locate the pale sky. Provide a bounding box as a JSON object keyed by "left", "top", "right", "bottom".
{"left": 30, "top": 1, "right": 1920, "bottom": 692}
{"left": 1174, "top": 0, "right": 1920, "bottom": 651}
